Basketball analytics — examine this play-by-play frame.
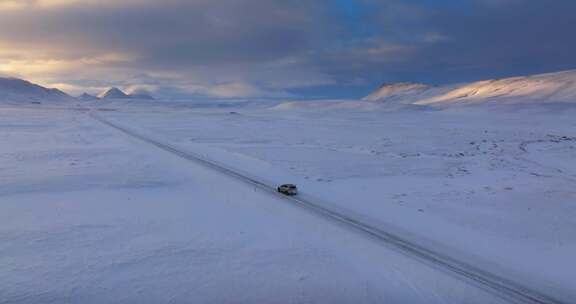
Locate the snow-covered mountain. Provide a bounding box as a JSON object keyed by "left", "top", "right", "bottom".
{"left": 364, "top": 70, "right": 576, "bottom": 107}
{"left": 0, "top": 77, "right": 72, "bottom": 104}
{"left": 97, "top": 87, "right": 155, "bottom": 100}
{"left": 79, "top": 93, "right": 99, "bottom": 101}
{"left": 98, "top": 87, "right": 131, "bottom": 99}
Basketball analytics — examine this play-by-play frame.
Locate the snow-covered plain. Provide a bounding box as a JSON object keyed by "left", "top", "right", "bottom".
{"left": 98, "top": 100, "right": 576, "bottom": 300}
{"left": 1, "top": 70, "right": 576, "bottom": 302}
{"left": 0, "top": 106, "right": 514, "bottom": 303}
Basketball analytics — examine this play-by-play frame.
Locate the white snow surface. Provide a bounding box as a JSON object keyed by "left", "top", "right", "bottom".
{"left": 2, "top": 69, "right": 576, "bottom": 302}
{"left": 96, "top": 97, "right": 576, "bottom": 301}
{"left": 0, "top": 106, "right": 514, "bottom": 303}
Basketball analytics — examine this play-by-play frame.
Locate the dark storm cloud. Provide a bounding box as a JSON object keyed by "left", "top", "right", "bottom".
{"left": 314, "top": 0, "right": 576, "bottom": 93}
{"left": 0, "top": 0, "right": 574, "bottom": 98}
{"left": 428, "top": 0, "right": 576, "bottom": 78}
{"left": 0, "top": 0, "right": 323, "bottom": 63}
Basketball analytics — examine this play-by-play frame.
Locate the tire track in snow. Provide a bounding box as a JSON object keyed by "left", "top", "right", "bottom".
{"left": 90, "top": 110, "right": 565, "bottom": 304}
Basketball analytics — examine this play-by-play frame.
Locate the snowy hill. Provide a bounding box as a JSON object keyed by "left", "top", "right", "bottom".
{"left": 364, "top": 70, "right": 576, "bottom": 108}
{"left": 0, "top": 77, "right": 72, "bottom": 104}
{"left": 363, "top": 83, "right": 432, "bottom": 102}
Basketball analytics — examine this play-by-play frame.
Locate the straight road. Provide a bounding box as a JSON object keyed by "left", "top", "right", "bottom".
{"left": 91, "top": 110, "right": 564, "bottom": 304}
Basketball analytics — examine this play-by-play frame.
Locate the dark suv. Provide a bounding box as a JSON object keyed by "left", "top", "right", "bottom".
{"left": 277, "top": 184, "right": 298, "bottom": 196}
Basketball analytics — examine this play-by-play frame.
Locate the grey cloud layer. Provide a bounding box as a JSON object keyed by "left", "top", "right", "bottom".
{"left": 0, "top": 0, "right": 574, "bottom": 98}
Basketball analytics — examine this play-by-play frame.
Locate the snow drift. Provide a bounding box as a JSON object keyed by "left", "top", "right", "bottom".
{"left": 0, "top": 77, "right": 72, "bottom": 104}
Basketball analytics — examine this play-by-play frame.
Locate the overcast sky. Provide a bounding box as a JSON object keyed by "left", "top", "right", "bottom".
{"left": 0, "top": 0, "right": 574, "bottom": 99}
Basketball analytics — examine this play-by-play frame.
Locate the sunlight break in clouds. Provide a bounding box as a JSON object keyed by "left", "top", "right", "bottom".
{"left": 0, "top": 53, "right": 133, "bottom": 76}
{"left": 0, "top": 0, "right": 138, "bottom": 10}
{"left": 0, "top": 41, "right": 136, "bottom": 94}
{"left": 0, "top": 0, "right": 79, "bottom": 10}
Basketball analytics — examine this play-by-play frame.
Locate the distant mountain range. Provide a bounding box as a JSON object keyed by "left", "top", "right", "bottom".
{"left": 2, "top": 70, "right": 576, "bottom": 107}
{"left": 0, "top": 77, "right": 155, "bottom": 104}
{"left": 0, "top": 77, "right": 74, "bottom": 104}
{"left": 364, "top": 70, "right": 576, "bottom": 107}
